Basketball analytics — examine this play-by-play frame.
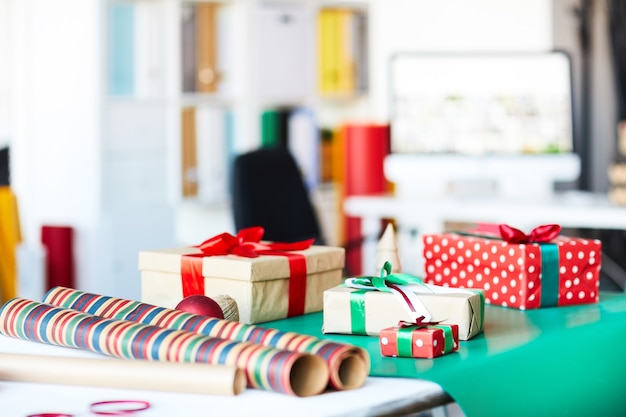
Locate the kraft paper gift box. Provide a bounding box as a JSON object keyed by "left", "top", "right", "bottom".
{"left": 322, "top": 264, "right": 483, "bottom": 341}
{"left": 139, "top": 227, "right": 345, "bottom": 324}
{"left": 422, "top": 224, "right": 602, "bottom": 310}
{"left": 379, "top": 323, "right": 459, "bottom": 359}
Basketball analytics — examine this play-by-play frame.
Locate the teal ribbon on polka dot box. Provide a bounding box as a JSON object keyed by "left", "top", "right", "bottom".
{"left": 422, "top": 224, "right": 602, "bottom": 310}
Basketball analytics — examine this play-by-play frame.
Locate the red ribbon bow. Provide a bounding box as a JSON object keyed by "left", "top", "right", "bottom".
{"left": 498, "top": 224, "right": 561, "bottom": 244}
{"left": 182, "top": 227, "right": 315, "bottom": 318}
{"left": 397, "top": 317, "right": 441, "bottom": 328}
{"left": 195, "top": 226, "right": 314, "bottom": 258}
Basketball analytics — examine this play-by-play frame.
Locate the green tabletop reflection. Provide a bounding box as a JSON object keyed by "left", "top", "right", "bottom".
{"left": 266, "top": 292, "right": 626, "bottom": 417}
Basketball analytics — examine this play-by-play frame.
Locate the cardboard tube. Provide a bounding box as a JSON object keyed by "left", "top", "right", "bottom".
{"left": 0, "top": 352, "right": 246, "bottom": 396}
{"left": 332, "top": 348, "right": 370, "bottom": 390}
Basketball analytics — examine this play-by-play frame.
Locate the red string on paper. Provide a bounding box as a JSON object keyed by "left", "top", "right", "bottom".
{"left": 27, "top": 400, "right": 150, "bottom": 417}
{"left": 27, "top": 414, "right": 73, "bottom": 417}
{"left": 90, "top": 400, "right": 151, "bottom": 415}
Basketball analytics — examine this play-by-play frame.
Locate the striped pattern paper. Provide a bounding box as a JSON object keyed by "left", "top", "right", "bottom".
{"left": 0, "top": 297, "right": 327, "bottom": 396}
{"left": 44, "top": 286, "right": 370, "bottom": 390}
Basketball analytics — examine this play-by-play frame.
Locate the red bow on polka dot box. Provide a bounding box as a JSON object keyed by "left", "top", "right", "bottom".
{"left": 422, "top": 224, "right": 602, "bottom": 310}
{"left": 380, "top": 320, "right": 459, "bottom": 359}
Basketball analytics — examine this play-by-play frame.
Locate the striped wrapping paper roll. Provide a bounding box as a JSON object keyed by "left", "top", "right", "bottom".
{"left": 0, "top": 298, "right": 329, "bottom": 397}
{"left": 44, "top": 286, "right": 370, "bottom": 390}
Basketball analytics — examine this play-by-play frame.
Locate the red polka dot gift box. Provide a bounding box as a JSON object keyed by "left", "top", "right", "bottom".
{"left": 379, "top": 322, "right": 459, "bottom": 359}
{"left": 422, "top": 224, "right": 602, "bottom": 310}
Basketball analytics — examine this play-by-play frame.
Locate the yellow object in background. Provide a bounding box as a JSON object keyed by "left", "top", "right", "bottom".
{"left": 318, "top": 9, "right": 339, "bottom": 94}
{"left": 0, "top": 187, "right": 21, "bottom": 303}
{"left": 195, "top": 2, "right": 219, "bottom": 93}
{"left": 335, "top": 9, "right": 356, "bottom": 94}
{"left": 317, "top": 8, "right": 362, "bottom": 95}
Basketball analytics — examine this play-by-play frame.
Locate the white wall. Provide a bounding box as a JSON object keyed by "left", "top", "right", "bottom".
{"left": 0, "top": 0, "right": 11, "bottom": 147}
{"left": 10, "top": 0, "right": 103, "bottom": 292}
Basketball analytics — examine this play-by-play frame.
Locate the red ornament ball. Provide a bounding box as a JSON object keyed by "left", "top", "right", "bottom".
{"left": 175, "top": 295, "right": 224, "bottom": 319}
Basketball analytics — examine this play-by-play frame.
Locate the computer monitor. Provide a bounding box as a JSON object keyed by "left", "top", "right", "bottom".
{"left": 386, "top": 51, "right": 579, "bottom": 200}
{"left": 389, "top": 51, "right": 574, "bottom": 155}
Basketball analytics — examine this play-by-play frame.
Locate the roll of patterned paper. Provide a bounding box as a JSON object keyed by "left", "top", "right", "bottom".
{"left": 40, "top": 225, "right": 74, "bottom": 290}
{"left": 43, "top": 286, "right": 370, "bottom": 390}
{"left": 0, "top": 298, "right": 329, "bottom": 397}
{"left": 0, "top": 186, "right": 21, "bottom": 303}
{"left": 0, "top": 352, "right": 246, "bottom": 396}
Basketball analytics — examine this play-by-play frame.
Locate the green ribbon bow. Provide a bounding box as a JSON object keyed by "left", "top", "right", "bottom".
{"left": 348, "top": 261, "right": 428, "bottom": 292}
{"left": 347, "top": 262, "right": 431, "bottom": 335}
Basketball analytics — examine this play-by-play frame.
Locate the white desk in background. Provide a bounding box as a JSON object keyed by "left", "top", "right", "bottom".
{"left": 0, "top": 335, "right": 456, "bottom": 417}
{"left": 344, "top": 191, "right": 626, "bottom": 277}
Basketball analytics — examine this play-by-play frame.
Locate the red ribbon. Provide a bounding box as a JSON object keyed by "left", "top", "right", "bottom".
{"left": 498, "top": 224, "right": 561, "bottom": 244}
{"left": 397, "top": 317, "right": 442, "bottom": 329}
{"left": 180, "top": 227, "right": 314, "bottom": 317}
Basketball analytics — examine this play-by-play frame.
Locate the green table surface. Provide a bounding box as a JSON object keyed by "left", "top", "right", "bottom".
{"left": 265, "top": 292, "right": 626, "bottom": 417}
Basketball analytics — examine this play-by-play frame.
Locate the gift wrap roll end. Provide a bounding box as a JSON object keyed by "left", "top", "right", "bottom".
{"left": 333, "top": 347, "right": 370, "bottom": 390}
{"left": 213, "top": 294, "right": 239, "bottom": 322}
{"left": 290, "top": 353, "right": 330, "bottom": 397}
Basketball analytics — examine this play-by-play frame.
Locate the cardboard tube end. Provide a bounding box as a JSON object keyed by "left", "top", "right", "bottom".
{"left": 233, "top": 368, "right": 247, "bottom": 395}
{"left": 289, "top": 354, "right": 329, "bottom": 397}
{"left": 336, "top": 353, "right": 369, "bottom": 390}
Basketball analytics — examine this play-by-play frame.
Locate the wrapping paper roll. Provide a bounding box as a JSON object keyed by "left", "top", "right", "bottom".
{"left": 0, "top": 298, "right": 328, "bottom": 397}
{"left": 0, "top": 187, "right": 21, "bottom": 303}
{"left": 0, "top": 352, "right": 246, "bottom": 396}
{"left": 41, "top": 225, "right": 75, "bottom": 290}
{"left": 44, "top": 287, "right": 370, "bottom": 390}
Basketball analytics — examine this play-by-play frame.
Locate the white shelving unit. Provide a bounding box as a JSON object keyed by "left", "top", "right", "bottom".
{"left": 168, "top": 0, "right": 372, "bottom": 244}
{"left": 8, "top": 0, "right": 370, "bottom": 300}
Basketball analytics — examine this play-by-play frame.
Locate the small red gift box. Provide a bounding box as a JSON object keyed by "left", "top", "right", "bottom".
{"left": 422, "top": 224, "right": 602, "bottom": 310}
{"left": 379, "top": 323, "right": 459, "bottom": 358}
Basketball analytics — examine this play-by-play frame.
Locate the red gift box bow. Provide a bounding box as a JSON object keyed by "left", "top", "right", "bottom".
{"left": 467, "top": 223, "right": 561, "bottom": 243}
{"left": 498, "top": 223, "right": 561, "bottom": 244}
{"left": 196, "top": 226, "right": 314, "bottom": 257}
{"left": 181, "top": 226, "right": 315, "bottom": 317}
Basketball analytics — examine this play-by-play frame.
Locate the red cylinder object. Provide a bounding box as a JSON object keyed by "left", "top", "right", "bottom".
{"left": 344, "top": 123, "right": 390, "bottom": 197}
{"left": 41, "top": 225, "right": 75, "bottom": 290}
{"left": 343, "top": 123, "right": 391, "bottom": 275}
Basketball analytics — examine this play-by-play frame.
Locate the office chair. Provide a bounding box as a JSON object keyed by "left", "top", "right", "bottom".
{"left": 231, "top": 147, "right": 325, "bottom": 244}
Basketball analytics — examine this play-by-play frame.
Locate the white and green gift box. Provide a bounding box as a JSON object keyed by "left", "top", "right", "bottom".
{"left": 322, "top": 263, "right": 484, "bottom": 341}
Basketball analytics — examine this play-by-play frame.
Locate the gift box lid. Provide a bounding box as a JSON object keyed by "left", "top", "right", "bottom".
{"left": 139, "top": 245, "right": 345, "bottom": 282}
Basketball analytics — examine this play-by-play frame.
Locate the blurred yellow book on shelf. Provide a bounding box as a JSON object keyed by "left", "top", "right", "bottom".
{"left": 318, "top": 9, "right": 339, "bottom": 94}
{"left": 335, "top": 9, "right": 356, "bottom": 94}
{"left": 330, "top": 126, "right": 346, "bottom": 245}
{"left": 0, "top": 187, "right": 21, "bottom": 303}
{"left": 181, "top": 107, "right": 198, "bottom": 198}
{"left": 196, "top": 2, "right": 219, "bottom": 93}
{"left": 318, "top": 8, "right": 363, "bottom": 95}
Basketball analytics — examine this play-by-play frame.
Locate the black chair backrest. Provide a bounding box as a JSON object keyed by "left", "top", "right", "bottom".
{"left": 0, "top": 147, "right": 9, "bottom": 186}
{"left": 232, "top": 148, "right": 324, "bottom": 244}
